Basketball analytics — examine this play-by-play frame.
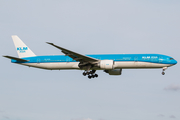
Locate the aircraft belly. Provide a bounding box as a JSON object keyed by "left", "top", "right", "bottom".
{"left": 22, "top": 62, "right": 80, "bottom": 70}
{"left": 114, "top": 62, "right": 171, "bottom": 69}
{"left": 21, "top": 61, "right": 171, "bottom": 70}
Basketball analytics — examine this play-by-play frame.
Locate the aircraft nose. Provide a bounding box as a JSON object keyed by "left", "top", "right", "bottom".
{"left": 173, "top": 60, "right": 177, "bottom": 65}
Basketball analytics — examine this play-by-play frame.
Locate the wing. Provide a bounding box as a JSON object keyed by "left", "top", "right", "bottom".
{"left": 46, "top": 42, "right": 98, "bottom": 63}
{"left": 3, "top": 55, "right": 29, "bottom": 62}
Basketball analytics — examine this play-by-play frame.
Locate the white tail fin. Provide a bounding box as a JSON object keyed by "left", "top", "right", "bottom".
{"left": 12, "top": 35, "right": 36, "bottom": 58}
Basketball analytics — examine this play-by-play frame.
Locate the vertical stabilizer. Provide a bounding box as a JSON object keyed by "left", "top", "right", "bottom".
{"left": 12, "top": 35, "right": 36, "bottom": 58}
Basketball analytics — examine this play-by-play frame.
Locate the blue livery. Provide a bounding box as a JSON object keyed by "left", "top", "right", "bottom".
{"left": 3, "top": 35, "right": 177, "bottom": 79}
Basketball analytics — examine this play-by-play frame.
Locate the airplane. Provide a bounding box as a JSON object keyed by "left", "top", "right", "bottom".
{"left": 3, "top": 35, "right": 177, "bottom": 79}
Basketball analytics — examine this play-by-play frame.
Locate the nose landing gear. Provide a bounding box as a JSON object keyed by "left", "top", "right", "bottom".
{"left": 162, "top": 71, "right": 165, "bottom": 75}
{"left": 162, "top": 67, "right": 168, "bottom": 75}
{"left": 83, "top": 70, "right": 98, "bottom": 79}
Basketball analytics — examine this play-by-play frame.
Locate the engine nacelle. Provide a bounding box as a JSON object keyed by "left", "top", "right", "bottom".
{"left": 100, "top": 60, "right": 114, "bottom": 69}
{"left": 104, "top": 69, "right": 122, "bottom": 75}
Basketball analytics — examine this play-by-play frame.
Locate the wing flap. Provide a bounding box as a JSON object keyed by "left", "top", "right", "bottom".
{"left": 3, "top": 56, "right": 29, "bottom": 62}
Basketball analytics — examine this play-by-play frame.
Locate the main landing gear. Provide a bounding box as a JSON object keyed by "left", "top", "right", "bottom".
{"left": 162, "top": 67, "right": 168, "bottom": 75}
{"left": 83, "top": 70, "right": 98, "bottom": 79}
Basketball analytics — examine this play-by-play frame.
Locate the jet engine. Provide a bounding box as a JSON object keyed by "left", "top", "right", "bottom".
{"left": 99, "top": 60, "right": 114, "bottom": 69}
{"left": 104, "top": 69, "right": 122, "bottom": 75}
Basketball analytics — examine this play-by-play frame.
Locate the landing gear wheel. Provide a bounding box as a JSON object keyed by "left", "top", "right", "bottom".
{"left": 162, "top": 67, "right": 167, "bottom": 75}
{"left": 162, "top": 72, "right": 165, "bottom": 75}
{"left": 83, "top": 72, "right": 86, "bottom": 76}
{"left": 95, "top": 74, "right": 98, "bottom": 77}
{"left": 82, "top": 70, "right": 98, "bottom": 79}
{"left": 92, "top": 70, "right": 96, "bottom": 74}
{"left": 88, "top": 75, "right": 92, "bottom": 79}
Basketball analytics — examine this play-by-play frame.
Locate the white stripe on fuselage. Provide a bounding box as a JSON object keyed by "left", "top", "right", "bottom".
{"left": 18, "top": 61, "right": 172, "bottom": 70}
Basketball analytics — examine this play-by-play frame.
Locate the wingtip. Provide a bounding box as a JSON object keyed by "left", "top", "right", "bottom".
{"left": 46, "top": 42, "right": 54, "bottom": 45}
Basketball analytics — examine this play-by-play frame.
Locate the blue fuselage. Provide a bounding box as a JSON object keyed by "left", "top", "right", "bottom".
{"left": 12, "top": 54, "right": 177, "bottom": 65}
{"left": 6, "top": 35, "right": 177, "bottom": 77}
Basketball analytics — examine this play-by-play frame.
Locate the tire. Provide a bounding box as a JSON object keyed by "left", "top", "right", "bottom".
{"left": 95, "top": 74, "right": 98, "bottom": 77}
{"left": 162, "top": 72, "right": 165, "bottom": 75}
{"left": 83, "top": 72, "right": 86, "bottom": 76}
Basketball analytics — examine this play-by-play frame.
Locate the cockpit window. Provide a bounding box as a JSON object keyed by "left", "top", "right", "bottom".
{"left": 170, "top": 58, "right": 174, "bottom": 60}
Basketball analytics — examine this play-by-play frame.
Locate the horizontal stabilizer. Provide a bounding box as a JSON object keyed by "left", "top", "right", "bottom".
{"left": 3, "top": 56, "right": 29, "bottom": 62}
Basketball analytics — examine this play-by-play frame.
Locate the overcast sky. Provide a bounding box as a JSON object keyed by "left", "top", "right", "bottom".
{"left": 0, "top": 0, "right": 180, "bottom": 120}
